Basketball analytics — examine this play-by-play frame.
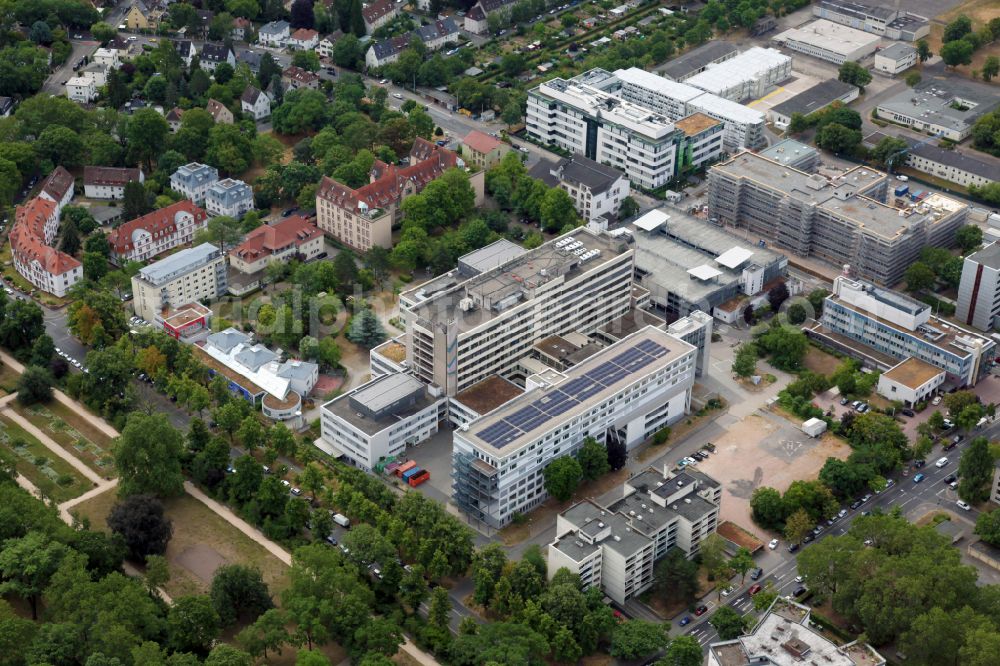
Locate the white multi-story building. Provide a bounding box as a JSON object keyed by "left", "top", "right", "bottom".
{"left": 813, "top": 0, "right": 929, "bottom": 42}
{"left": 257, "top": 20, "right": 290, "bottom": 47}
{"left": 526, "top": 71, "right": 679, "bottom": 190}
{"left": 957, "top": 242, "right": 1000, "bottom": 331}
{"left": 108, "top": 200, "right": 209, "bottom": 265}
{"left": 318, "top": 373, "right": 447, "bottom": 472}
{"left": 876, "top": 357, "right": 945, "bottom": 406}
{"left": 453, "top": 325, "right": 697, "bottom": 529}
{"left": 400, "top": 229, "right": 634, "bottom": 396}
{"left": 549, "top": 465, "right": 721, "bottom": 604}
{"left": 529, "top": 155, "right": 631, "bottom": 227}
{"left": 773, "top": 19, "right": 881, "bottom": 64}
{"left": 66, "top": 76, "right": 97, "bottom": 103}
{"left": 93, "top": 47, "right": 120, "bottom": 68}
{"left": 131, "top": 243, "right": 228, "bottom": 323}
{"left": 873, "top": 42, "right": 917, "bottom": 75}
{"left": 170, "top": 163, "right": 219, "bottom": 205}
{"left": 83, "top": 166, "right": 144, "bottom": 200}
{"left": 683, "top": 47, "right": 791, "bottom": 103}
{"left": 240, "top": 86, "right": 271, "bottom": 120}
{"left": 9, "top": 197, "right": 82, "bottom": 297}
{"left": 205, "top": 178, "right": 254, "bottom": 218}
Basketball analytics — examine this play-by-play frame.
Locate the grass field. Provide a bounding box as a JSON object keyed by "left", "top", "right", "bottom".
{"left": 927, "top": 0, "right": 1000, "bottom": 78}
{"left": 0, "top": 361, "right": 21, "bottom": 393}
{"left": 14, "top": 401, "right": 116, "bottom": 476}
{"left": 803, "top": 346, "right": 844, "bottom": 377}
{"left": 0, "top": 414, "right": 94, "bottom": 502}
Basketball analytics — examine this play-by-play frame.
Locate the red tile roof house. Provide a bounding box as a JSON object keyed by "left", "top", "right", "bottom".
{"left": 108, "top": 200, "right": 209, "bottom": 265}
{"left": 38, "top": 165, "right": 75, "bottom": 213}
{"left": 229, "top": 215, "right": 324, "bottom": 274}
{"left": 362, "top": 0, "right": 402, "bottom": 34}
{"left": 83, "top": 166, "right": 144, "bottom": 200}
{"left": 9, "top": 197, "right": 82, "bottom": 297}
{"left": 288, "top": 28, "right": 319, "bottom": 50}
{"left": 282, "top": 65, "right": 320, "bottom": 90}
{"left": 461, "top": 130, "right": 511, "bottom": 170}
{"left": 315, "top": 138, "right": 485, "bottom": 250}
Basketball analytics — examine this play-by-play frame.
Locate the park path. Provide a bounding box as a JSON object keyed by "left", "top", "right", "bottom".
{"left": 14, "top": 472, "right": 42, "bottom": 498}
{"left": 59, "top": 478, "right": 119, "bottom": 522}
{"left": 1, "top": 402, "right": 105, "bottom": 485}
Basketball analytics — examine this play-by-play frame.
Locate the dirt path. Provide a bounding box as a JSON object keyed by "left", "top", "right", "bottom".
{"left": 59, "top": 478, "right": 119, "bottom": 522}
{"left": 1, "top": 405, "right": 105, "bottom": 485}
{"left": 52, "top": 389, "right": 120, "bottom": 439}
{"left": 14, "top": 472, "right": 42, "bottom": 499}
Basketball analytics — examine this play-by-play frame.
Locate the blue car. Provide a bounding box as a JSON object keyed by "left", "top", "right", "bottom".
{"left": 913, "top": 473, "right": 925, "bottom": 483}
{"left": 678, "top": 616, "right": 691, "bottom": 626}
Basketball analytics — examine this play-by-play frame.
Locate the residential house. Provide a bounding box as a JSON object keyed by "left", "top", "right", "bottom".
{"left": 229, "top": 215, "right": 324, "bottom": 274}
{"left": 363, "top": 0, "right": 402, "bottom": 34}
{"left": 79, "top": 63, "right": 109, "bottom": 87}
{"left": 200, "top": 43, "right": 235, "bottom": 73}
{"left": 232, "top": 17, "right": 251, "bottom": 41}
{"left": 83, "top": 166, "right": 144, "bottom": 200}
{"left": 66, "top": 76, "right": 97, "bottom": 103}
{"left": 365, "top": 35, "right": 410, "bottom": 69}
{"left": 529, "top": 154, "right": 630, "bottom": 227}
{"left": 170, "top": 163, "right": 219, "bottom": 204}
{"left": 282, "top": 65, "right": 320, "bottom": 90}
{"left": 241, "top": 86, "right": 271, "bottom": 120}
{"left": 206, "top": 178, "right": 255, "bottom": 218}
{"left": 316, "top": 138, "right": 483, "bottom": 250}
{"left": 194, "top": 10, "right": 214, "bottom": 37}
{"left": 464, "top": 0, "right": 516, "bottom": 34}
{"left": 10, "top": 197, "right": 83, "bottom": 297}
{"left": 316, "top": 31, "right": 344, "bottom": 59}
{"left": 93, "top": 47, "right": 120, "bottom": 68}
{"left": 258, "top": 20, "right": 291, "bottom": 47}
{"left": 38, "top": 166, "right": 74, "bottom": 216}
{"left": 288, "top": 28, "right": 319, "bottom": 51}
{"left": 124, "top": 0, "right": 162, "bottom": 30}
{"left": 206, "top": 99, "right": 234, "bottom": 124}
{"left": 460, "top": 130, "right": 510, "bottom": 170}
{"left": 108, "top": 199, "right": 209, "bottom": 264}
{"left": 415, "top": 18, "right": 459, "bottom": 51}
{"left": 166, "top": 107, "right": 184, "bottom": 132}
{"left": 175, "top": 40, "right": 196, "bottom": 67}
{"left": 236, "top": 48, "right": 262, "bottom": 73}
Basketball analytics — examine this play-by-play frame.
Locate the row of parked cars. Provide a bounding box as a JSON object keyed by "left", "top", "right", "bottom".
{"left": 54, "top": 347, "right": 87, "bottom": 373}
{"left": 676, "top": 442, "right": 716, "bottom": 469}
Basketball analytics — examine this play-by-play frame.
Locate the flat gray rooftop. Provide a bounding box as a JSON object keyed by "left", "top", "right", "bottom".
{"left": 657, "top": 41, "right": 738, "bottom": 80}
{"left": 969, "top": 242, "right": 1000, "bottom": 271}
{"left": 817, "top": 0, "right": 895, "bottom": 21}
{"left": 771, "top": 78, "right": 857, "bottom": 118}
{"left": 907, "top": 141, "right": 1000, "bottom": 182}
{"left": 138, "top": 243, "right": 220, "bottom": 285}
{"left": 759, "top": 138, "right": 818, "bottom": 165}
{"left": 458, "top": 239, "right": 526, "bottom": 277}
{"left": 879, "top": 42, "right": 916, "bottom": 60}
{"left": 324, "top": 375, "right": 439, "bottom": 436}
{"left": 876, "top": 76, "right": 1000, "bottom": 135}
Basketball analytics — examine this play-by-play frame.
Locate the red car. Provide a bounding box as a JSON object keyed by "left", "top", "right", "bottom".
{"left": 694, "top": 605, "right": 708, "bottom": 616}
{"left": 612, "top": 610, "right": 626, "bottom": 623}
{"left": 749, "top": 584, "right": 763, "bottom": 596}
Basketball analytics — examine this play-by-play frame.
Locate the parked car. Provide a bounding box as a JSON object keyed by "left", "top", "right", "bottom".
{"left": 944, "top": 474, "right": 957, "bottom": 484}
{"left": 913, "top": 473, "right": 925, "bottom": 483}
{"left": 957, "top": 500, "right": 971, "bottom": 511}
{"left": 694, "top": 605, "right": 708, "bottom": 616}
{"left": 850, "top": 500, "right": 862, "bottom": 510}
{"left": 749, "top": 584, "right": 763, "bottom": 596}
{"left": 935, "top": 457, "right": 950, "bottom": 468}
{"left": 750, "top": 567, "right": 763, "bottom": 580}
{"left": 837, "top": 509, "right": 848, "bottom": 519}
{"left": 678, "top": 616, "right": 692, "bottom": 626}
{"left": 914, "top": 459, "right": 926, "bottom": 468}
{"left": 787, "top": 542, "right": 799, "bottom": 553}
{"left": 768, "top": 538, "right": 779, "bottom": 550}
{"left": 932, "top": 396, "right": 942, "bottom": 405}
{"left": 840, "top": 397, "right": 850, "bottom": 405}
{"left": 793, "top": 586, "right": 807, "bottom": 597}
{"left": 721, "top": 585, "right": 735, "bottom": 597}
{"left": 901, "top": 408, "right": 915, "bottom": 417}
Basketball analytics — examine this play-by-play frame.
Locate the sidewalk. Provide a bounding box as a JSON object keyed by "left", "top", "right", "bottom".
{"left": 59, "top": 478, "right": 118, "bottom": 522}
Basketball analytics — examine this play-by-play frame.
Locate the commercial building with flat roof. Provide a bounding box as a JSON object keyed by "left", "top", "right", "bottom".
{"left": 400, "top": 228, "right": 634, "bottom": 396}
{"left": 453, "top": 326, "right": 697, "bottom": 529}
{"left": 449, "top": 374, "right": 525, "bottom": 427}
{"left": 131, "top": 243, "right": 227, "bottom": 322}
{"left": 807, "top": 276, "right": 995, "bottom": 387}
{"left": 708, "top": 152, "right": 968, "bottom": 285}
{"left": 957, "top": 242, "right": 1000, "bottom": 331}
{"left": 874, "top": 42, "right": 917, "bottom": 75}
{"left": 683, "top": 47, "right": 791, "bottom": 103}
{"left": 903, "top": 141, "right": 1000, "bottom": 189}
{"left": 876, "top": 357, "right": 945, "bottom": 406}
{"left": 813, "top": 0, "right": 928, "bottom": 42}
{"left": 548, "top": 464, "right": 721, "bottom": 604}
{"left": 773, "top": 19, "right": 882, "bottom": 64}
{"left": 875, "top": 77, "right": 1000, "bottom": 142}
{"left": 628, "top": 208, "right": 788, "bottom": 320}
{"left": 708, "top": 598, "right": 885, "bottom": 666}
{"left": 658, "top": 42, "right": 738, "bottom": 82}
{"left": 767, "top": 79, "right": 859, "bottom": 129}
{"left": 318, "top": 372, "right": 446, "bottom": 472}
{"left": 759, "top": 139, "right": 820, "bottom": 172}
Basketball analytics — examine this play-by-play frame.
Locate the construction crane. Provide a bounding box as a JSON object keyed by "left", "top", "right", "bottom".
{"left": 884, "top": 131, "right": 944, "bottom": 175}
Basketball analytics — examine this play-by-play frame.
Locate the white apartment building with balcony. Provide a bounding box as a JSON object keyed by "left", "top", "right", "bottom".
{"left": 452, "top": 326, "right": 697, "bottom": 529}
{"left": 131, "top": 243, "right": 228, "bottom": 323}
{"left": 549, "top": 465, "right": 721, "bottom": 604}
{"left": 399, "top": 229, "right": 635, "bottom": 397}
{"left": 170, "top": 163, "right": 219, "bottom": 205}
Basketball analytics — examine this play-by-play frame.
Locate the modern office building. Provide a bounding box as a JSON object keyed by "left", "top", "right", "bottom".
{"left": 767, "top": 79, "right": 859, "bottom": 129}
{"left": 318, "top": 372, "right": 447, "bottom": 472}
{"left": 229, "top": 215, "right": 324, "bottom": 274}
{"left": 131, "top": 243, "right": 228, "bottom": 323}
{"left": 658, "top": 42, "right": 738, "bottom": 82}
{"left": 876, "top": 357, "right": 945, "bottom": 406}
{"left": 708, "top": 598, "right": 886, "bottom": 666}
{"left": 807, "top": 276, "right": 996, "bottom": 387}
{"left": 453, "top": 326, "right": 697, "bottom": 529}
{"left": 529, "top": 155, "right": 631, "bottom": 227}
{"left": 957, "top": 242, "right": 1000, "bottom": 331}
{"left": 548, "top": 464, "right": 721, "bottom": 604}
{"left": 613, "top": 67, "right": 767, "bottom": 150}
{"left": 205, "top": 178, "right": 254, "bottom": 218}
{"left": 399, "top": 229, "right": 634, "bottom": 396}
{"left": 875, "top": 77, "right": 1000, "bottom": 142}
{"left": 813, "top": 0, "right": 929, "bottom": 41}
{"left": 873, "top": 42, "right": 918, "bottom": 75}
{"left": 108, "top": 200, "right": 209, "bottom": 265}
{"left": 629, "top": 208, "right": 788, "bottom": 321}
{"left": 708, "top": 151, "right": 968, "bottom": 285}
{"left": 170, "top": 163, "right": 219, "bottom": 205}
{"left": 683, "top": 47, "right": 791, "bottom": 103}
{"left": 773, "top": 19, "right": 881, "bottom": 64}
{"left": 758, "top": 139, "right": 820, "bottom": 172}
{"left": 673, "top": 113, "right": 726, "bottom": 175}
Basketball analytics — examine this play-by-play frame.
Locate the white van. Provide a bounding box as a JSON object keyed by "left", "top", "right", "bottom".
{"left": 332, "top": 513, "right": 350, "bottom": 528}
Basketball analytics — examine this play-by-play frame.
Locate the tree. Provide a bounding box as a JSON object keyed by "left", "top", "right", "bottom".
{"left": 577, "top": 436, "right": 610, "bottom": 481}
{"left": 0, "top": 531, "right": 66, "bottom": 619}
{"left": 838, "top": 61, "right": 872, "bottom": 90}
{"left": 905, "top": 261, "right": 935, "bottom": 292}
{"left": 869, "top": 136, "right": 909, "bottom": 169}
{"left": 659, "top": 635, "right": 703, "bottom": 666}
{"left": 607, "top": 437, "right": 626, "bottom": 471}
{"left": 543, "top": 456, "right": 582, "bottom": 502}
{"left": 729, "top": 547, "right": 755, "bottom": 584}
{"left": 941, "top": 40, "right": 974, "bottom": 68}
{"left": 290, "top": 0, "right": 315, "bottom": 28}
{"left": 783, "top": 507, "right": 815, "bottom": 545}
{"left": 732, "top": 342, "right": 758, "bottom": 378}
{"left": 123, "top": 180, "right": 150, "bottom": 221}
{"left": 767, "top": 282, "right": 789, "bottom": 312}
{"left": 0, "top": 298, "right": 44, "bottom": 355}
{"left": 751, "top": 487, "right": 785, "bottom": 529}
{"left": 755, "top": 324, "right": 808, "bottom": 372}
{"left": 211, "top": 564, "right": 273, "bottom": 626}
{"left": 958, "top": 437, "right": 994, "bottom": 504}
{"left": 352, "top": 618, "right": 403, "bottom": 659}
{"left": 654, "top": 548, "right": 699, "bottom": 607}
{"left": 108, "top": 494, "right": 174, "bottom": 561}
{"left": 905, "top": 71, "right": 922, "bottom": 87}
{"left": 169, "top": 595, "right": 221, "bottom": 654}
{"left": 238, "top": 608, "right": 290, "bottom": 661}
{"left": 237, "top": 415, "right": 265, "bottom": 452}
{"left": 114, "top": 413, "right": 185, "bottom": 498}
{"left": 204, "top": 645, "right": 253, "bottom": 666}
{"left": 15, "top": 366, "right": 53, "bottom": 405}
{"left": 609, "top": 620, "right": 669, "bottom": 659}
{"left": 974, "top": 509, "right": 1000, "bottom": 546}
{"left": 956, "top": 224, "right": 983, "bottom": 253}
{"left": 917, "top": 39, "right": 932, "bottom": 62}
{"left": 127, "top": 109, "right": 169, "bottom": 171}
{"left": 982, "top": 56, "right": 999, "bottom": 82}
{"left": 816, "top": 122, "right": 862, "bottom": 154}
{"left": 332, "top": 251, "right": 359, "bottom": 298}
{"left": 709, "top": 606, "right": 748, "bottom": 640}
{"left": 346, "top": 308, "right": 387, "bottom": 348}
{"left": 540, "top": 187, "right": 578, "bottom": 232}
{"left": 943, "top": 14, "right": 973, "bottom": 43}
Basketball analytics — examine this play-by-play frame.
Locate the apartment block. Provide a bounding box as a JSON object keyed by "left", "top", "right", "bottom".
{"left": 549, "top": 465, "right": 720, "bottom": 604}
{"left": 528, "top": 154, "right": 631, "bottom": 227}
{"left": 206, "top": 178, "right": 254, "bottom": 218}
{"left": 108, "top": 199, "right": 209, "bottom": 264}
{"left": 399, "top": 229, "right": 634, "bottom": 396}
{"left": 708, "top": 151, "right": 968, "bottom": 285}
{"left": 229, "top": 215, "right": 324, "bottom": 274}
{"left": 807, "top": 276, "right": 995, "bottom": 388}
{"left": 9, "top": 197, "right": 82, "bottom": 297}
{"left": 170, "top": 163, "right": 219, "bottom": 205}
{"left": 452, "top": 325, "right": 697, "bottom": 529}
{"left": 659, "top": 42, "right": 738, "bottom": 82}
{"left": 83, "top": 166, "right": 145, "bottom": 200}
{"left": 131, "top": 243, "right": 227, "bottom": 323}
{"left": 957, "top": 242, "right": 1000, "bottom": 331}
{"left": 318, "top": 373, "right": 447, "bottom": 472}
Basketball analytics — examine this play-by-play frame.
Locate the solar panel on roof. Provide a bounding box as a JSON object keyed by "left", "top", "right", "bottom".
{"left": 636, "top": 339, "right": 667, "bottom": 357}
{"left": 505, "top": 405, "right": 543, "bottom": 427}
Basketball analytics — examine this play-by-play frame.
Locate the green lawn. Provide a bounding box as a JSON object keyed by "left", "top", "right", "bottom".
{"left": 14, "top": 401, "right": 116, "bottom": 476}
{"left": 0, "top": 414, "right": 95, "bottom": 502}
{"left": 0, "top": 361, "right": 21, "bottom": 393}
